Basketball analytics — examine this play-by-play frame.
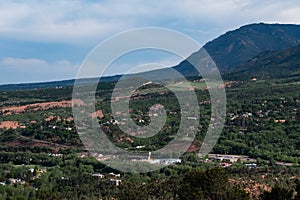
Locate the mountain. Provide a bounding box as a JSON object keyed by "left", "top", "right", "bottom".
{"left": 2, "top": 23, "right": 300, "bottom": 90}
{"left": 0, "top": 75, "right": 121, "bottom": 91}
{"left": 227, "top": 44, "right": 300, "bottom": 80}
{"left": 122, "top": 26, "right": 300, "bottom": 81}
{"left": 118, "top": 23, "right": 300, "bottom": 80}
{"left": 0, "top": 80, "right": 75, "bottom": 91}
{"left": 201, "top": 23, "right": 300, "bottom": 71}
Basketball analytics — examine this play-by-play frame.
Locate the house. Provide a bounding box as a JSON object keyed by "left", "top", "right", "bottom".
{"left": 110, "top": 179, "right": 121, "bottom": 186}
{"left": 109, "top": 172, "right": 121, "bottom": 177}
{"left": 220, "top": 162, "right": 232, "bottom": 168}
{"left": 9, "top": 178, "right": 22, "bottom": 185}
{"left": 91, "top": 173, "right": 105, "bottom": 178}
{"left": 245, "top": 163, "right": 257, "bottom": 168}
{"left": 274, "top": 119, "right": 286, "bottom": 123}
{"left": 48, "top": 153, "right": 63, "bottom": 158}
{"left": 148, "top": 158, "right": 181, "bottom": 165}
{"left": 40, "top": 169, "right": 47, "bottom": 173}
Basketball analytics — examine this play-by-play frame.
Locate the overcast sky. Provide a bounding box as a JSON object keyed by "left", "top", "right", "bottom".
{"left": 1, "top": 0, "right": 300, "bottom": 84}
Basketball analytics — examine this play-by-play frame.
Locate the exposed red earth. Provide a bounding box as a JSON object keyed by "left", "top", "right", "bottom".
{"left": 0, "top": 99, "right": 84, "bottom": 115}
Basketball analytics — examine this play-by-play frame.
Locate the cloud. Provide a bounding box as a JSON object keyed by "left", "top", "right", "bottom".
{"left": 0, "top": 57, "right": 79, "bottom": 84}
{"left": 0, "top": 55, "right": 180, "bottom": 83}
{"left": 1, "top": 1, "right": 300, "bottom": 45}
{"left": 0, "top": 1, "right": 131, "bottom": 45}
{"left": 1, "top": 0, "right": 300, "bottom": 83}
{"left": 2, "top": 57, "right": 47, "bottom": 68}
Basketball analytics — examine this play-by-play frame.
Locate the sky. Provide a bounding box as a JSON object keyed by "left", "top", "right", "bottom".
{"left": 1, "top": 0, "right": 300, "bottom": 84}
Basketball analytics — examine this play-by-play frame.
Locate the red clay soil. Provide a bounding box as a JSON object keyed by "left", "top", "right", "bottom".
{"left": 4, "top": 140, "right": 62, "bottom": 153}
{"left": 151, "top": 140, "right": 202, "bottom": 155}
{"left": 44, "top": 115, "right": 62, "bottom": 122}
{"left": 0, "top": 121, "right": 19, "bottom": 129}
{"left": 0, "top": 99, "right": 84, "bottom": 115}
{"left": 187, "top": 140, "right": 202, "bottom": 152}
{"left": 229, "top": 178, "right": 271, "bottom": 199}
{"left": 4, "top": 137, "right": 70, "bottom": 152}
{"left": 91, "top": 110, "right": 104, "bottom": 119}
{"left": 66, "top": 117, "right": 74, "bottom": 122}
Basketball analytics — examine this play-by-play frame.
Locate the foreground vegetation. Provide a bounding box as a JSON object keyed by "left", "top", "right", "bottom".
{"left": 1, "top": 155, "right": 300, "bottom": 200}
{"left": 1, "top": 70, "right": 300, "bottom": 199}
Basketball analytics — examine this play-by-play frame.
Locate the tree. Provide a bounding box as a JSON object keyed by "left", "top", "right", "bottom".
{"left": 260, "top": 186, "right": 293, "bottom": 200}
{"left": 181, "top": 152, "right": 199, "bottom": 163}
{"left": 295, "top": 179, "right": 300, "bottom": 200}
{"left": 177, "top": 168, "right": 249, "bottom": 200}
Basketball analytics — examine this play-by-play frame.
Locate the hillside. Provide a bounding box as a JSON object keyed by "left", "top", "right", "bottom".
{"left": 227, "top": 44, "right": 300, "bottom": 80}
{"left": 152, "top": 23, "right": 300, "bottom": 78}
{"left": 202, "top": 23, "right": 300, "bottom": 70}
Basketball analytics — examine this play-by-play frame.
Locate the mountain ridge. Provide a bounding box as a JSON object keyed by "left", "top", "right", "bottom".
{"left": 2, "top": 23, "right": 300, "bottom": 90}
{"left": 203, "top": 22, "right": 300, "bottom": 70}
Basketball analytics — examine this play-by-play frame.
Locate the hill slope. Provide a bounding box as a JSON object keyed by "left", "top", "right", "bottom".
{"left": 228, "top": 44, "right": 300, "bottom": 80}
{"left": 202, "top": 23, "right": 300, "bottom": 70}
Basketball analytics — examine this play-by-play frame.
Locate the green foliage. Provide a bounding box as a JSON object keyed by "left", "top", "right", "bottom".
{"left": 260, "top": 186, "right": 293, "bottom": 200}
{"left": 2, "top": 43, "right": 300, "bottom": 199}
{"left": 118, "top": 168, "right": 249, "bottom": 200}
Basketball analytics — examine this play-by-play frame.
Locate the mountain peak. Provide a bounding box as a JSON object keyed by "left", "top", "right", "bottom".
{"left": 202, "top": 23, "right": 300, "bottom": 70}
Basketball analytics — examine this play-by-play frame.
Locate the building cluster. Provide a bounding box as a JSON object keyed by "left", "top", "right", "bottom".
{"left": 0, "top": 168, "right": 47, "bottom": 186}
{"left": 90, "top": 172, "right": 122, "bottom": 186}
